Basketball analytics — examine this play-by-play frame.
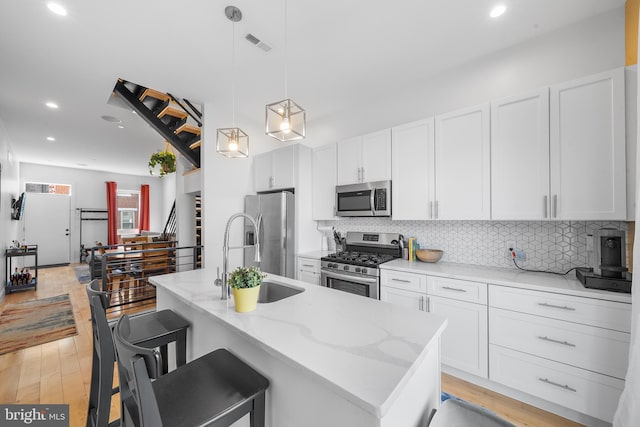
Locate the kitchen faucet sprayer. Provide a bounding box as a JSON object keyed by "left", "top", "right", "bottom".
{"left": 215, "top": 212, "right": 262, "bottom": 300}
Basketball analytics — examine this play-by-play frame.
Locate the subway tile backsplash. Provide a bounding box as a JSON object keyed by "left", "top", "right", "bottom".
{"left": 320, "top": 219, "right": 629, "bottom": 273}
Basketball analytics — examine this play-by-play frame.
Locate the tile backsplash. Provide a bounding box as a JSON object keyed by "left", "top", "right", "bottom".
{"left": 320, "top": 219, "right": 629, "bottom": 273}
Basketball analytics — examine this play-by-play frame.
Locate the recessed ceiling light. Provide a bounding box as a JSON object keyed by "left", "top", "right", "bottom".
{"left": 490, "top": 5, "right": 506, "bottom": 18}
{"left": 46, "top": 136, "right": 56, "bottom": 142}
{"left": 46, "top": 101, "right": 59, "bottom": 109}
{"left": 117, "top": 125, "right": 125, "bottom": 129}
{"left": 47, "top": 2, "right": 67, "bottom": 16}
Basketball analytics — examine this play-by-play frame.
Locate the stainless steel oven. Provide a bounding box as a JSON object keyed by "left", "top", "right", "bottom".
{"left": 321, "top": 267, "right": 379, "bottom": 299}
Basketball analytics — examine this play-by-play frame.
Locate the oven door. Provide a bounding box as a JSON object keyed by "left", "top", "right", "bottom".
{"left": 321, "top": 269, "right": 379, "bottom": 299}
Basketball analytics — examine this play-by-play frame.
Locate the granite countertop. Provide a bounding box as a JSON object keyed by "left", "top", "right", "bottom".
{"left": 380, "top": 259, "right": 632, "bottom": 304}
{"left": 150, "top": 270, "right": 447, "bottom": 418}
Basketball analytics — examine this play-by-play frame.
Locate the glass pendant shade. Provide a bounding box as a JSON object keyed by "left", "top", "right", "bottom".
{"left": 216, "top": 127, "right": 249, "bottom": 158}
{"left": 265, "top": 98, "right": 306, "bottom": 141}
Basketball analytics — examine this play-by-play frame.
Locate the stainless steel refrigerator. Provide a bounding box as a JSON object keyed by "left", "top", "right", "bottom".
{"left": 244, "top": 191, "right": 295, "bottom": 278}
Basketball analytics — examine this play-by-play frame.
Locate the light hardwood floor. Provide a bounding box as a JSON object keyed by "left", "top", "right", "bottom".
{"left": 0, "top": 266, "right": 585, "bottom": 427}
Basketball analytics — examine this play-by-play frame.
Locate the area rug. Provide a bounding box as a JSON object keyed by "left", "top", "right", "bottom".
{"left": 73, "top": 264, "right": 91, "bottom": 283}
{"left": 0, "top": 294, "right": 77, "bottom": 355}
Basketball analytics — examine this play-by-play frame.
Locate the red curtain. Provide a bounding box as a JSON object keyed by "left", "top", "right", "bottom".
{"left": 106, "top": 181, "right": 118, "bottom": 245}
{"left": 140, "top": 184, "right": 150, "bottom": 231}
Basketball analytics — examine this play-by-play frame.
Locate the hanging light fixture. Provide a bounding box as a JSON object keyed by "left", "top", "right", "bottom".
{"left": 217, "top": 5, "right": 249, "bottom": 158}
{"left": 265, "top": 0, "right": 306, "bottom": 141}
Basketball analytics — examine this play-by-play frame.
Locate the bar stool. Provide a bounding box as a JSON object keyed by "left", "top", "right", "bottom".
{"left": 113, "top": 314, "right": 270, "bottom": 427}
{"left": 86, "top": 280, "right": 190, "bottom": 427}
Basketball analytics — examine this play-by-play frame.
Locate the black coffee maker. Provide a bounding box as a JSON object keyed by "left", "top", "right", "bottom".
{"left": 576, "top": 228, "right": 632, "bottom": 293}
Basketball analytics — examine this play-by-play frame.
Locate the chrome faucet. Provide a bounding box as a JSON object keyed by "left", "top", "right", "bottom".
{"left": 215, "top": 212, "right": 262, "bottom": 300}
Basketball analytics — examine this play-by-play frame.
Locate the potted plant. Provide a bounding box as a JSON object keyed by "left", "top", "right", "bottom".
{"left": 148, "top": 150, "right": 176, "bottom": 176}
{"left": 228, "top": 266, "right": 266, "bottom": 313}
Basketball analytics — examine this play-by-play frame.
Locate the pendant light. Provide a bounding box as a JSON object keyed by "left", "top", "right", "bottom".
{"left": 217, "top": 5, "right": 249, "bottom": 158}
{"left": 265, "top": 0, "right": 306, "bottom": 141}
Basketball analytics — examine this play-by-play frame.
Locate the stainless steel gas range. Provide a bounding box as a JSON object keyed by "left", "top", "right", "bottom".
{"left": 320, "top": 232, "right": 402, "bottom": 299}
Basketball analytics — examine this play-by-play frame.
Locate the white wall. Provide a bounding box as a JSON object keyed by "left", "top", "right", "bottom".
{"left": 19, "top": 163, "right": 167, "bottom": 263}
{"left": 0, "top": 118, "right": 20, "bottom": 300}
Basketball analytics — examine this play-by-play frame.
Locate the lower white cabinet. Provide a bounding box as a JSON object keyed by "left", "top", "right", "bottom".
{"left": 380, "top": 286, "right": 426, "bottom": 311}
{"left": 297, "top": 256, "right": 321, "bottom": 286}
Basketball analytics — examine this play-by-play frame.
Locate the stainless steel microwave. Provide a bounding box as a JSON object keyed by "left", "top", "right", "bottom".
{"left": 335, "top": 180, "right": 391, "bottom": 217}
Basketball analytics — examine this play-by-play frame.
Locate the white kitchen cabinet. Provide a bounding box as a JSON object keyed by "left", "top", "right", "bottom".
{"left": 380, "top": 269, "right": 427, "bottom": 310}
{"left": 312, "top": 144, "right": 337, "bottom": 220}
{"left": 380, "top": 286, "right": 426, "bottom": 311}
{"left": 253, "top": 145, "right": 295, "bottom": 192}
{"left": 429, "top": 295, "right": 488, "bottom": 378}
{"left": 297, "top": 256, "right": 321, "bottom": 286}
{"left": 337, "top": 129, "right": 391, "bottom": 185}
{"left": 549, "top": 67, "right": 626, "bottom": 220}
{"left": 488, "top": 284, "right": 631, "bottom": 423}
{"left": 434, "top": 103, "right": 491, "bottom": 219}
{"left": 391, "top": 118, "right": 435, "bottom": 220}
{"left": 491, "top": 89, "right": 550, "bottom": 219}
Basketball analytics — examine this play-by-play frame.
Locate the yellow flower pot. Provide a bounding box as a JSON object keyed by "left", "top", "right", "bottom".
{"left": 232, "top": 285, "right": 261, "bottom": 313}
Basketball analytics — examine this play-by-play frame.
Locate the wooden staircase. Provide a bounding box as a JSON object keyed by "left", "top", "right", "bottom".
{"left": 111, "top": 79, "right": 202, "bottom": 169}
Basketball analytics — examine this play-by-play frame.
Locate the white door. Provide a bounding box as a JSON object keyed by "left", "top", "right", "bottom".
{"left": 392, "top": 118, "right": 435, "bottom": 220}
{"left": 361, "top": 129, "right": 392, "bottom": 182}
{"left": 379, "top": 286, "right": 425, "bottom": 311}
{"left": 271, "top": 146, "right": 295, "bottom": 190}
{"left": 491, "top": 89, "right": 550, "bottom": 220}
{"left": 550, "top": 67, "right": 626, "bottom": 220}
{"left": 253, "top": 151, "right": 273, "bottom": 192}
{"left": 336, "top": 136, "right": 362, "bottom": 185}
{"left": 312, "top": 144, "right": 337, "bottom": 220}
{"left": 24, "top": 192, "right": 71, "bottom": 266}
{"left": 434, "top": 103, "right": 491, "bottom": 219}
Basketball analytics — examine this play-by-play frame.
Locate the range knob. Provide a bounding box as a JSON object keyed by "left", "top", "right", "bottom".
{"left": 343, "top": 266, "right": 349, "bottom": 271}
{"left": 361, "top": 268, "right": 368, "bottom": 274}
{"left": 329, "top": 263, "right": 337, "bottom": 268}
{"left": 355, "top": 267, "right": 361, "bottom": 273}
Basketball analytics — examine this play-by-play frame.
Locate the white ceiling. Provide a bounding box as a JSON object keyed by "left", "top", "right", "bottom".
{"left": 0, "top": 0, "right": 625, "bottom": 176}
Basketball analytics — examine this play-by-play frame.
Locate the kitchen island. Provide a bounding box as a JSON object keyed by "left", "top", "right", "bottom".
{"left": 150, "top": 269, "right": 447, "bottom": 427}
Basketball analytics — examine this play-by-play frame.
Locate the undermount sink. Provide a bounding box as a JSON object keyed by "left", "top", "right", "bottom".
{"left": 258, "top": 281, "right": 304, "bottom": 303}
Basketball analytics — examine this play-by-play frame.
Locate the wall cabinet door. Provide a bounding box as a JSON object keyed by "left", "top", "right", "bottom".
{"left": 491, "top": 89, "right": 550, "bottom": 220}
{"left": 361, "top": 129, "right": 392, "bottom": 183}
{"left": 380, "top": 286, "right": 426, "bottom": 311}
{"left": 253, "top": 146, "right": 295, "bottom": 192}
{"left": 337, "top": 136, "right": 362, "bottom": 185}
{"left": 550, "top": 67, "right": 626, "bottom": 220}
{"left": 434, "top": 103, "right": 491, "bottom": 219}
{"left": 429, "top": 295, "right": 488, "bottom": 378}
{"left": 253, "top": 152, "right": 273, "bottom": 193}
{"left": 312, "top": 144, "right": 337, "bottom": 220}
{"left": 391, "top": 118, "right": 435, "bottom": 220}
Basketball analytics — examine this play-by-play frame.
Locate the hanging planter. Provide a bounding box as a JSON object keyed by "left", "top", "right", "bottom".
{"left": 148, "top": 150, "right": 176, "bottom": 177}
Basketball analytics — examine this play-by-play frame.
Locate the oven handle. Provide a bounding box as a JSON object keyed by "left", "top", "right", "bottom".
{"left": 321, "top": 269, "right": 378, "bottom": 284}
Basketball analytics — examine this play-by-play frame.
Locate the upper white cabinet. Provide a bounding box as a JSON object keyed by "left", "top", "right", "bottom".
{"left": 337, "top": 129, "right": 392, "bottom": 185}
{"left": 254, "top": 145, "right": 295, "bottom": 192}
{"left": 549, "top": 67, "right": 626, "bottom": 220}
{"left": 491, "top": 89, "right": 550, "bottom": 220}
{"left": 391, "top": 118, "right": 435, "bottom": 220}
{"left": 312, "top": 144, "right": 337, "bottom": 220}
{"left": 434, "top": 104, "right": 491, "bottom": 220}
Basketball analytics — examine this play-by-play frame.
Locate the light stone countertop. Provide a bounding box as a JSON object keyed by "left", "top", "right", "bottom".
{"left": 296, "top": 250, "right": 332, "bottom": 259}
{"left": 380, "top": 259, "right": 632, "bottom": 304}
{"left": 150, "top": 269, "right": 447, "bottom": 418}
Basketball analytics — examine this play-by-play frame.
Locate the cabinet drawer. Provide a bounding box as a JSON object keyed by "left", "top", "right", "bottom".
{"left": 427, "top": 276, "right": 487, "bottom": 304}
{"left": 489, "top": 285, "right": 631, "bottom": 332}
{"left": 380, "top": 270, "right": 427, "bottom": 292}
{"left": 489, "top": 308, "right": 629, "bottom": 379}
{"left": 297, "top": 257, "right": 321, "bottom": 272}
{"left": 490, "top": 344, "right": 624, "bottom": 423}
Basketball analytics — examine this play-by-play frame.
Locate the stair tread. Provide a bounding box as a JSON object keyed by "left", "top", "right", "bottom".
{"left": 139, "top": 87, "right": 170, "bottom": 102}
{"left": 158, "top": 106, "right": 188, "bottom": 120}
{"left": 175, "top": 123, "right": 201, "bottom": 135}
{"left": 189, "top": 140, "right": 201, "bottom": 150}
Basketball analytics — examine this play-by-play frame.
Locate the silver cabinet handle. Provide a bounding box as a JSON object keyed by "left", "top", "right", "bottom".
{"left": 538, "top": 378, "right": 576, "bottom": 393}
{"left": 419, "top": 296, "right": 424, "bottom": 311}
{"left": 538, "top": 336, "right": 576, "bottom": 347}
{"left": 392, "top": 278, "right": 411, "bottom": 283}
{"left": 361, "top": 167, "right": 365, "bottom": 182}
{"left": 302, "top": 264, "right": 314, "bottom": 268}
{"left": 543, "top": 195, "right": 548, "bottom": 219}
{"left": 442, "top": 286, "right": 467, "bottom": 293}
{"left": 538, "top": 302, "right": 576, "bottom": 311}
{"left": 434, "top": 200, "right": 439, "bottom": 219}
{"left": 552, "top": 194, "right": 558, "bottom": 218}
{"left": 429, "top": 201, "right": 433, "bottom": 219}
{"left": 426, "top": 296, "right": 430, "bottom": 312}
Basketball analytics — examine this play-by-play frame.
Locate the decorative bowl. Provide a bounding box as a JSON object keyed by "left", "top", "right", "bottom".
{"left": 415, "top": 249, "right": 444, "bottom": 263}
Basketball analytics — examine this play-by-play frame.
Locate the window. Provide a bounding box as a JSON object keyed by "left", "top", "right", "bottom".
{"left": 117, "top": 190, "right": 140, "bottom": 235}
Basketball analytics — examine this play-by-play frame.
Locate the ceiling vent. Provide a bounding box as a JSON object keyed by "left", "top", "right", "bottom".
{"left": 245, "top": 33, "right": 272, "bottom": 52}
